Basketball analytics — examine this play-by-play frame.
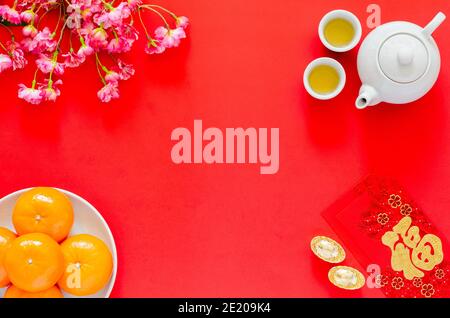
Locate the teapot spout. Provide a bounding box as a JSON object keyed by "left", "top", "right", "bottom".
{"left": 423, "top": 12, "right": 446, "bottom": 37}
{"left": 355, "top": 85, "right": 380, "bottom": 109}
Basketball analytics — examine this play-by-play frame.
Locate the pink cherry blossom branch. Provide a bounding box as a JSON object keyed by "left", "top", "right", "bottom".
{"left": 0, "top": 0, "right": 189, "bottom": 104}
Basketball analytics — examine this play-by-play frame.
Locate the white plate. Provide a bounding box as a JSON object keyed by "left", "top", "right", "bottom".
{"left": 0, "top": 188, "right": 117, "bottom": 298}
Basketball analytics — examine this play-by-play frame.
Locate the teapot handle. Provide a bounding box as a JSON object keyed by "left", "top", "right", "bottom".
{"left": 423, "top": 12, "right": 446, "bottom": 37}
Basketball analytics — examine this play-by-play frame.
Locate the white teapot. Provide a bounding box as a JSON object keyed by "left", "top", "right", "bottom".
{"left": 356, "top": 12, "right": 446, "bottom": 109}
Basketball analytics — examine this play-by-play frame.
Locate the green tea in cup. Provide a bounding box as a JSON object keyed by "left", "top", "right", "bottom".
{"left": 308, "top": 64, "right": 340, "bottom": 95}
{"left": 319, "top": 10, "right": 362, "bottom": 52}
{"left": 324, "top": 18, "right": 356, "bottom": 48}
{"left": 303, "top": 58, "right": 346, "bottom": 100}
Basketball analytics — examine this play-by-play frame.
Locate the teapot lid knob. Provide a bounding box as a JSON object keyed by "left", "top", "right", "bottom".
{"left": 397, "top": 47, "right": 414, "bottom": 66}
{"left": 378, "top": 34, "right": 429, "bottom": 83}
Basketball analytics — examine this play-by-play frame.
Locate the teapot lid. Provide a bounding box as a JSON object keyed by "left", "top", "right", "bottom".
{"left": 378, "top": 34, "right": 429, "bottom": 83}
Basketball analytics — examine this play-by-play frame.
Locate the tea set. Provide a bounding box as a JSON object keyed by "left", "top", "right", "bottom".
{"left": 303, "top": 9, "right": 446, "bottom": 109}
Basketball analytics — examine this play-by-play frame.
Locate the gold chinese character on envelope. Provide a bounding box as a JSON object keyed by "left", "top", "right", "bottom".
{"left": 382, "top": 216, "right": 444, "bottom": 280}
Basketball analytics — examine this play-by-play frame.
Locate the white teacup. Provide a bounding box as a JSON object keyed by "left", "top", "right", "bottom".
{"left": 303, "top": 57, "right": 346, "bottom": 100}
{"left": 319, "top": 10, "right": 362, "bottom": 52}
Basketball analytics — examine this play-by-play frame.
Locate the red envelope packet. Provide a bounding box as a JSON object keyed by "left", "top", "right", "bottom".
{"left": 323, "top": 176, "right": 450, "bottom": 298}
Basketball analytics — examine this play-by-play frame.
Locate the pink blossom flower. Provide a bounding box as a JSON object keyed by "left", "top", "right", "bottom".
{"left": 0, "top": 54, "right": 13, "bottom": 73}
{"left": 0, "top": 5, "right": 21, "bottom": 25}
{"left": 75, "top": 3, "right": 102, "bottom": 20}
{"left": 7, "top": 42, "right": 28, "bottom": 70}
{"left": 105, "top": 70, "right": 121, "bottom": 84}
{"left": 127, "top": 0, "right": 143, "bottom": 10}
{"left": 171, "top": 27, "right": 187, "bottom": 42}
{"left": 71, "top": 0, "right": 102, "bottom": 13}
{"left": 176, "top": 16, "right": 189, "bottom": 29}
{"left": 22, "top": 25, "right": 38, "bottom": 37}
{"left": 36, "top": 54, "right": 65, "bottom": 76}
{"left": 21, "top": 27, "right": 56, "bottom": 53}
{"left": 79, "top": 21, "right": 95, "bottom": 37}
{"left": 112, "top": 2, "right": 132, "bottom": 20}
{"left": 39, "top": 79, "right": 62, "bottom": 102}
{"left": 107, "top": 37, "right": 131, "bottom": 54}
{"left": 18, "top": 84, "right": 44, "bottom": 105}
{"left": 77, "top": 44, "right": 94, "bottom": 58}
{"left": 94, "top": 2, "right": 131, "bottom": 29}
{"left": 97, "top": 82, "right": 120, "bottom": 103}
{"left": 20, "top": 10, "right": 36, "bottom": 24}
{"left": 144, "top": 39, "right": 165, "bottom": 55}
{"left": 154, "top": 26, "right": 186, "bottom": 48}
{"left": 88, "top": 27, "right": 108, "bottom": 49}
{"left": 117, "top": 23, "right": 139, "bottom": 46}
{"left": 62, "top": 51, "right": 85, "bottom": 68}
{"left": 66, "top": 4, "right": 82, "bottom": 29}
{"left": 116, "top": 59, "right": 135, "bottom": 80}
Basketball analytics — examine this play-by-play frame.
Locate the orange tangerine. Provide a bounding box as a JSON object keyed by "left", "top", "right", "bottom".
{"left": 5, "top": 233, "right": 64, "bottom": 292}
{"left": 13, "top": 187, "right": 74, "bottom": 242}
{"left": 4, "top": 285, "right": 64, "bottom": 298}
{"left": 58, "top": 234, "right": 113, "bottom": 296}
{"left": 0, "top": 227, "right": 17, "bottom": 287}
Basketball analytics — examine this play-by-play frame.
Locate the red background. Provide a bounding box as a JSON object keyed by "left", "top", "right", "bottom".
{"left": 1, "top": 0, "right": 450, "bottom": 297}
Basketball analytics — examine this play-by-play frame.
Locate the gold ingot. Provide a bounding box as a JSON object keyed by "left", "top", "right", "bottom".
{"left": 328, "top": 266, "right": 366, "bottom": 290}
{"left": 310, "top": 236, "right": 346, "bottom": 263}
